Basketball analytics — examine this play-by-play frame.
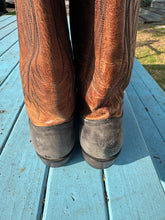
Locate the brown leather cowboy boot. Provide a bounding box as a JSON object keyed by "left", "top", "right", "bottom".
{"left": 15, "top": 0, "right": 75, "bottom": 167}
{"left": 70, "top": 0, "right": 141, "bottom": 168}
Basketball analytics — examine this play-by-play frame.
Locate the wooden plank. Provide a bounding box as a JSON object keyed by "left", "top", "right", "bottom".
{"left": 133, "top": 58, "right": 165, "bottom": 113}
{"left": 0, "top": 42, "right": 19, "bottom": 85}
{"left": 42, "top": 147, "right": 108, "bottom": 220}
{"left": 130, "top": 66, "right": 165, "bottom": 141}
{"left": 139, "top": 8, "right": 161, "bottom": 23}
{"left": 0, "top": 15, "right": 12, "bottom": 22}
{"left": 104, "top": 94, "right": 165, "bottom": 220}
{"left": 0, "top": 107, "right": 49, "bottom": 220}
{"left": 126, "top": 83, "right": 165, "bottom": 190}
{"left": 0, "top": 28, "right": 18, "bottom": 56}
{"left": 138, "top": 17, "right": 145, "bottom": 24}
{"left": 0, "top": 65, "right": 24, "bottom": 152}
{"left": 151, "top": 2, "right": 165, "bottom": 9}
{"left": 0, "top": 20, "right": 17, "bottom": 40}
{"left": 0, "top": 15, "right": 16, "bottom": 29}
{"left": 147, "top": 7, "right": 165, "bottom": 17}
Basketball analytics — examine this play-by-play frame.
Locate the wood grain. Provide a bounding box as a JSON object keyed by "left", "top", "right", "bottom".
{"left": 0, "top": 107, "right": 49, "bottom": 219}
{"left": 0, "top": 65, "right": 24, "bottom": 153}
{"left": 0, "top": 20, "right": 17, "bottom": 40}
{"left": 104, "top": 94, "right": 165, "bottom": 219}
{"left": 0, "top": 41, "right": 19, "bottom": 85}
{"left": 133, "top": 58, "right": 165, "bottom": 113}
{"left": 42, "top": 150, "right": 108, "bottom": 220}
{"left": 0, "top": 15, "right": 12, "bottom": 22}
{"left": 131, "top": 67, "right": 165, "bottom": 141}
{"left": 0, "top": 28, "right": 18, "bottom": 56}
{"left": 0, "top": 15, "right": 16, "bottom": 29}
{"left": 127, "top": 60, "right": 165, "bottom": 190}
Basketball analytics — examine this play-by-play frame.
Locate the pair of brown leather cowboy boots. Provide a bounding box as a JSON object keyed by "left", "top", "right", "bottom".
{"left": 15, "top": 0, "right": 140, "bottom": 169}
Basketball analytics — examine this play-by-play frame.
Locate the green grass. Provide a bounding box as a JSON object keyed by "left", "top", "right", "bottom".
{"left": 7, "top": 11, "right": 16, "bottom": 15}
{"left": 136, "top": 24, "right": 165, "bottom": 91}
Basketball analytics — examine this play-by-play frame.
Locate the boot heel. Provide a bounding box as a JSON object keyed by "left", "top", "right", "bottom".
{"left": 29, "top": 119, "right": 75, "bottom": 167}
{"left": 82, "top": 149, "right": 121, "bottom": 169}
{"left": 37, "top": 148, "right": 74, "bottom": 167}
{"left": 80, "top": 116, "right": 123, "bottom": 169}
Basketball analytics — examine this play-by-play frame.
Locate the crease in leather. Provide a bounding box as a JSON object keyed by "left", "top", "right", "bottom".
{"left": 15, "top": 0, "right": 75, "bottom": 126}
{"left": 70, "top": 0, "right": 141, "bottom": 120}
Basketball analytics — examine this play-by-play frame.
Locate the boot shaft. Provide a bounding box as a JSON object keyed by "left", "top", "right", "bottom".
{"left": 15, "top": 0, "right": 75, "bottom": 126}
{"left": 70, "top": 0, "right": 141, "bottom": 120}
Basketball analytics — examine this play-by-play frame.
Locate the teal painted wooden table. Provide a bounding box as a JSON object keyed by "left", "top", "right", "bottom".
{"left": 0, "top": 15, "right": 165, "bottom": 220}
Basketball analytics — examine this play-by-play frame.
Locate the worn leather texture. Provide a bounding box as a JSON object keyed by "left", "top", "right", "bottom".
{"left": 16, "top": 0, "right": 141, "bottom": 125}
{"left": 15, "top": 0, "right": 75, "bottom": 126}
{"left": 29, "top": 119, "right": 75, "bottom": 161}
{"left": 70, "top": 0, "right": 141, "bottom": 120}
{"left": 79, "top": 116, "right": 123, "bottom": 160}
